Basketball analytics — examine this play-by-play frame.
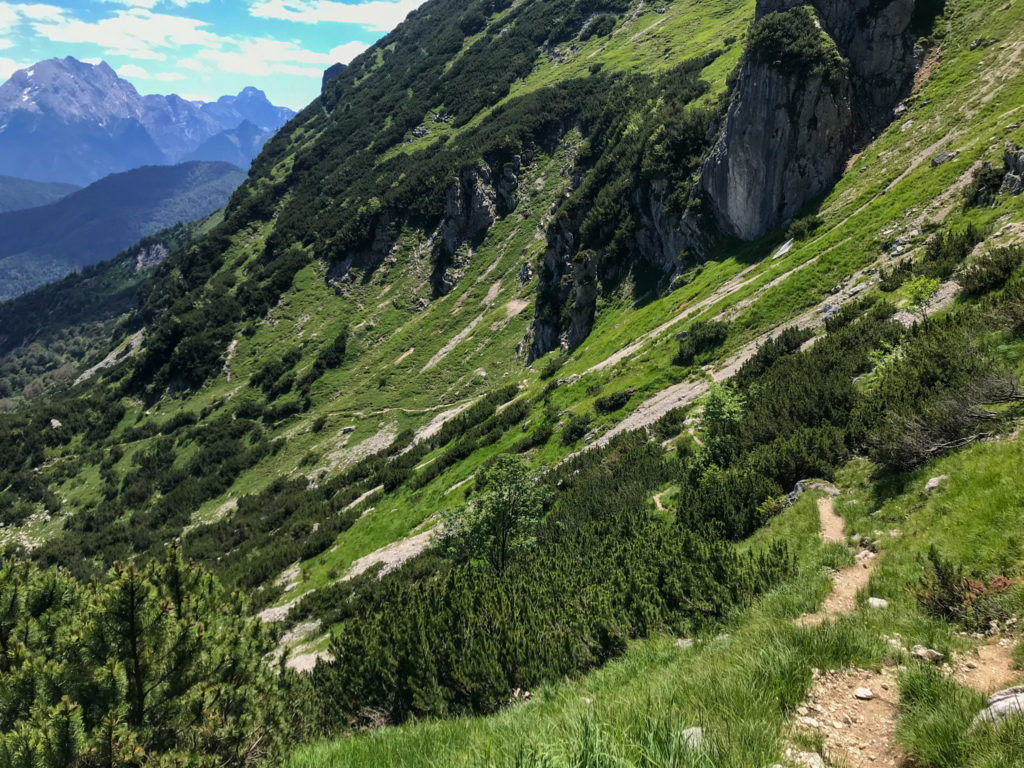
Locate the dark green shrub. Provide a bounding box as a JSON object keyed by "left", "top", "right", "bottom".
{"left": 594, "top": 388, "right": 633, "bottom": 413}
{"left": 963, "top": 162, "right": 1006, "bottom": 209}
{"left": 561, "top": 412, "right": 594, "bottom": 445}
{"left": 785, "top": 215, "right": 823, "bottom": 241}
{"left": 880, "top": 259, "right": 914, "bottom": 292}
{"left": 674, "top": 320, "right": 729, "bottom": 366}
{"left": 581, "top": 13, "right": 616, "bottom": 39}
{"left": 959, "top": 246, "right": 1023, "bottom": 296}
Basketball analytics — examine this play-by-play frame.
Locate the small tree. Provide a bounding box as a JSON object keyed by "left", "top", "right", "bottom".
{"left": 442, "top": 456, "right": 545, "bottom": 575}
{"left": 698, "top": 382, "right": 745, "bottom": 467}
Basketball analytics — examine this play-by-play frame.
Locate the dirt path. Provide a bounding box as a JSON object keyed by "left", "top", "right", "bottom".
{"left": 954, "top": 639, "right": 1022, "bottom": 695}
{"left": 790, "top": 497, "right": 904, "bottom": 766}
{"left": 796, "top": 498, "right": 877, "bottom": 628}
{"left": 796, "top": 667, "right": 905, "bottom": 768}
{"left": 653, "top": 491, "right": 666, "bottom": 511}
{"left": 818, "top": 497, "right": 845, "bottom": 543}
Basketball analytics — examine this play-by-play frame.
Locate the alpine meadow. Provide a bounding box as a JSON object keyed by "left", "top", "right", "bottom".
{"left": 3, "top": 0, "right": 1024, "bottom": 766}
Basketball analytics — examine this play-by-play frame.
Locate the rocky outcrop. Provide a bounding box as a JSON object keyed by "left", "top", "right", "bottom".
{"left": 699, "top": 0, "right": 937, "bottom": 240}
{"left": 431, "top": 160, "right": 519, "bottom": 295}
{"left": 1000, "top": 142, "right": 1024, "bottom": 195}
{"left": 322, "top": 63, "right": 348, "bottom": 93}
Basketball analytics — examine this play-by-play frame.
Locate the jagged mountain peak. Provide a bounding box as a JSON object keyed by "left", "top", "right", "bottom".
{"left": 0, "top": 56, "right": 143, "bottom": 124}
{"left": 0, "top": 55, "right": 295, "bottom": 185}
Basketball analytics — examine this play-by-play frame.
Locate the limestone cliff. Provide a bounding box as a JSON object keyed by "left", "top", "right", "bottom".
{"left": 698, "top": 0, "right": 938, "bottom": 240}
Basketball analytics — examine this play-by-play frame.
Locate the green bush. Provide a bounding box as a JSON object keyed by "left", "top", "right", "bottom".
{"left": 674, "top": 320, "right": 729, "bottom": 366}
{"left": 561, "top": 412, "right": 594, "bottom": 445}
{"left": 0, "top": 549, "right": 288, "bottom": 767}
{"left": 959, "top": 246, "right": 1023, "bottom": 296}
{"left": 594, "top": 388, "right": 633, "bottom": 413}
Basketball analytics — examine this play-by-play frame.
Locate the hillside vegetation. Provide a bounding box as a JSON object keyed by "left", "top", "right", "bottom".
{"left": 0, "top": 175, "right": 78, "bottom": 213}
{"left": 0, "top": 162, "right": 244, "bottom": 299}
{"left": 1, "top": 0, "right": 1024, "bottom": 765}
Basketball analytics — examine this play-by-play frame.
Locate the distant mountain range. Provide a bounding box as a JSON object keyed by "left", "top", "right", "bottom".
{"left": 0, "top": 160, "right": 245, "bottom": 299}
{"left": 0, "top": 57, "right": 295, "bottom": 186}
{"left": 0, "top": 175, "right": 78, "bottom": 213}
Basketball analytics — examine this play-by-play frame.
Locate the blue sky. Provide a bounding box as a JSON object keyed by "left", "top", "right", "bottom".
{"left": 0, "top": 0, "right": 427, "bottom": 109}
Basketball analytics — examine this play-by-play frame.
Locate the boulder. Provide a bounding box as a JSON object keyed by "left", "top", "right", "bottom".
{"left": 972, "top": 686, "right": 1024, "bottom": 728}
{"left": 925, "top": 475, "right": 948, "bottom": 492}
{"left": 681, "top": 726, "right": 705, "bottom": 750}
{"left": 855, "top": 687, "right": 874, "bottom": 700}
{"left": 931, "top": 151, "right": 959, "bottom": 167}
{"left": 912, "top": 644, "right": 945, "bottom": 663}
{"left": 868, "top": 597, "right": 889, "bottom": 609}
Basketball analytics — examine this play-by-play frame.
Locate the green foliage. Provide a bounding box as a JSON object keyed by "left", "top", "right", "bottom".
{"left": 959, "top": 246, "right": 1024, "bottom": 296}
{"left": 677, "top": 466, "right": 782, "bottom": 540}
{"left": 581, "top": 13, "right": 616, "bottom": 40}
{"left": 906, "top": 274, "right": 941, "bottom": 314}
{"left": 733, "top": 326, "right": 813, "bottom": 390}
{"left": 0, "top": 547, "right": 286, "bottom": 767}
{"left": 697, "top": 382, "right": 744, "bottom": 467}
{"left": 879, "top": 259, "right": 914, "bottom": 292}
{"left": 561, "top": 411, "right": 594, "bottom": 445}
{"left": 441, "top": 456, "right": 546, "bottom": 574}
{"left": 594, "top": 388, "right": 633, "bottom": 413}
{"left": 963, "top": 162, "right": 1007, "bottom": 209}
{"left": 674, "top": 320, "right": 729, "bottom": 366}
{"left": 308, "top": 432, "right": 793, "bottom": 728}
{"left": 785, "top": 215, "right": 823, "bottom": 241}
{"left": 747, "top": 7, "right": 848, "bottom": 88}
{"left": 918, "top": 225, "right": 982, "bottom": 281}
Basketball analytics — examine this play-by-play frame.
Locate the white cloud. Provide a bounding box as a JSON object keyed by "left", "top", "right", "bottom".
{"left": 249, "top": 0, "right": 426, "bottom": 32}
{"left": 328, "top": 41, "right": 368, "bottom": 63}
{"left": 0, "top": 56, "right": 32, "bottom": 80}
{"left": 176, "top": 35, "right": 366, "bottom": 79}
{"left": 0, "top": 0, "right": 376, "bottom": 104}
{"left": 30, "top": 8, "right": 221, "bottom": 61}
{"left": 118, "top": 63, "right": 151, "bottom": 78}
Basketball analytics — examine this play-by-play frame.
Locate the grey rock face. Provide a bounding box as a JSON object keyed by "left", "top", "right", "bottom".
{"left": 699, "top": 0, "right": 932, "bottom": 241}
{"left": 699, "top": 62, "right": 854, "bottom": 240}
{"left": 1000, "top": 142, "right": 1024, "bottom": 195}
{"left": 911, "top": 644, "right": 945, "bottom": 662}
{"left": 681, "top": 726, "right": 705, "bottom": 750}
{"left": 931, "top": 151, "right": 959, "bottom": 167}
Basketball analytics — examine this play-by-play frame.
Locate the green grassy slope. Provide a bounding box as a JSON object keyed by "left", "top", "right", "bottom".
{"left": 0, "top": 0, "right": 1022, "bottom": 720}
{"left": 2, "top": 0, "right": 1022, "bottom": 604}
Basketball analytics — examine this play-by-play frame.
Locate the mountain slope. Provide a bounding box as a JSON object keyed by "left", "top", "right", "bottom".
{"left": 0, "top": 161, "right": 244, "bottom": 299}
{"left": 0, "top": 217, "right": 214, "bottom": 405}
{"left": 0, "top": 175, "right": 78, "bottom": 212}
{"left": 0, "top": 58, "right": 295, "bottom": 184}
{"left": 1, "top": 0, "right": 1024, "bottom": 763}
